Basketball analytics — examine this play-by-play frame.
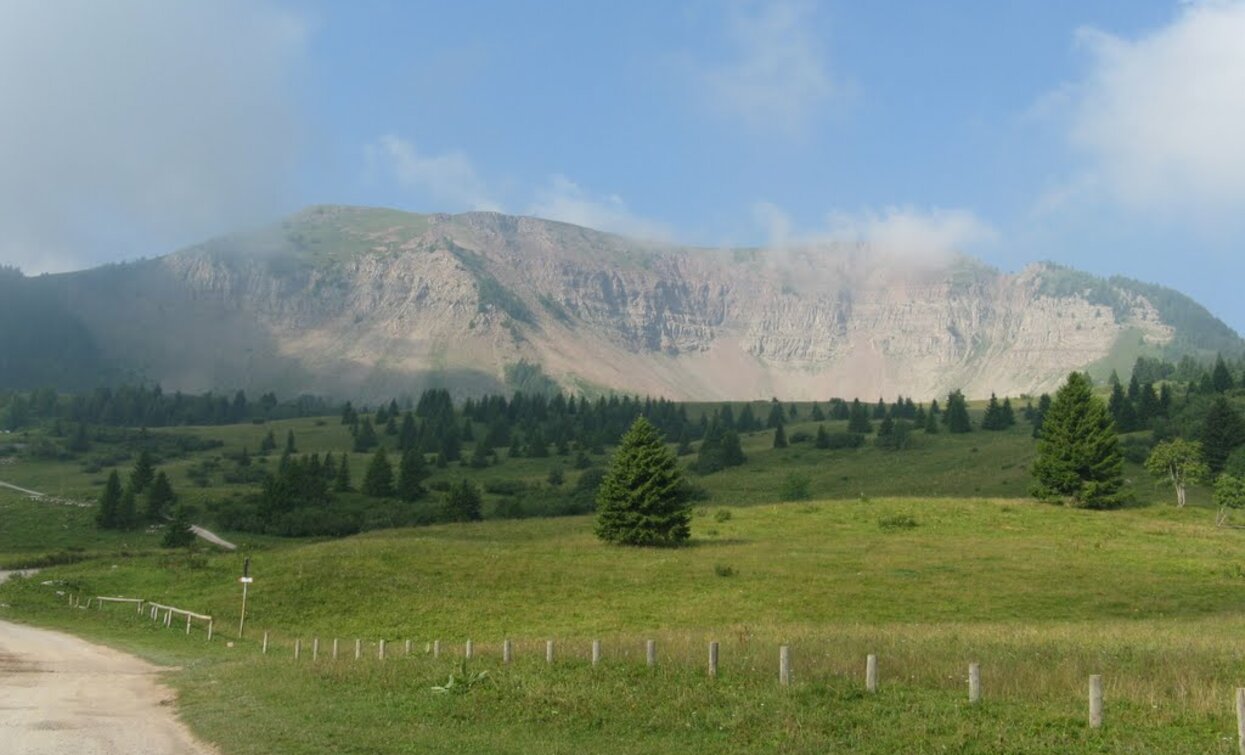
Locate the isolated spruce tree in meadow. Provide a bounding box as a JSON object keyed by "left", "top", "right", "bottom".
{"left": 117, "top": 487, "right": 138, "bottom": 531}
{"left": 815, "top": 424, "right": 830, "bottom": 448}
{"left": 96, "top": 470, "right": 123, "bottom": 529}
{"left": 847, "top": 400, "right": 873, "bottom": 434}
{"left": 1031, "top": 372, "right": 1124, "bottom": 508}
{"left": 595, "top": 417, "right": 691, "bottom": 546}
{"left": 772, "top": 421, "right": 788, "bottom": 449}
{"left": 285, "top": 429, "right": 297, "bottom": 454}
{"left": 362, "top": 447, "right": 395, "bottom": 497}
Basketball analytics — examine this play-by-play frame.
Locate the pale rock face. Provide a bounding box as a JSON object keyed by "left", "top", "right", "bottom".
{"left": 50, "top": 207, "right": 1185, "bottom": 401}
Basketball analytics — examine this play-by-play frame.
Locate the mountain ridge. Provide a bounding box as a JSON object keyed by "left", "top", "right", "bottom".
{"left": 1, "top": 205, "right": 1239, "bottom": 400}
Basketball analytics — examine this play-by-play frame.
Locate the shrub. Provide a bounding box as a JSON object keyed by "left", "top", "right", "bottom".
{"left": 878, "top": 514, "right": 918, "bottom": 531}
{"left": 779, "top": 473, "right": 812, "bottom": 502}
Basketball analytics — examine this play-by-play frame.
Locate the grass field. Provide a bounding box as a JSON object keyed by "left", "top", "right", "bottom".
{"left": 3, "top": 490, "right": 1245, "bottom": 753}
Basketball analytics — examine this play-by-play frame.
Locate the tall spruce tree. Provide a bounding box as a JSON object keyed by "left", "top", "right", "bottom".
{"left": 1031, "top": 372, "right": 1124, "bottom": 508}
{"left": 943, "top": 390, "right": 972, "bottom": 433}
{"left": 847, "top": 400, "right": 873, "bottom": 434}
{"left": 362, "top": 447, "right": 395, "bottom": 497}
{"left": 1212, "top": 355, "right": 1235, "bottom": 393}
{"left": 130, "top": 450, "right": 155, "bottom": 494}
{"left": 1202, "top": 395, "right": 1245, "bottom": 473}
{"left": 396, "top": 448, "right": 428, "bottom": 501}
{"left": 96, "top": 470, "right": 123, "bottom": 529}
{"left": 594, "top": 417, "right": 690, "bottom": 546}
{"left": 144, "top": 470, "right": 176, "bottom": 522}
{"left": 772, "top": 421, "right": 788, "bottom": 449}
{"left": 334, "top": 456, "right": 352, "bottom": 492}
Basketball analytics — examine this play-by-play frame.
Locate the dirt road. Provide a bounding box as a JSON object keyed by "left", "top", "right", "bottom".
{"left": 0, "top": 617, "right": 215, "bottom": 754}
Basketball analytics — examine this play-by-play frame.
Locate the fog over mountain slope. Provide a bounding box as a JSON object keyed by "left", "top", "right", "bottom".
{"left": 5, "top": 205, "right": 1240, "bottom": 400}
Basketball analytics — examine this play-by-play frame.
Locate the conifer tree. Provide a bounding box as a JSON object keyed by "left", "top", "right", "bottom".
{"left": 810, "top": 402, "right": 825, "bottom": 421}
{"left": 145, "top": 470, "right": 176, "bottom": 522}
{"left": 396, "top": 448, "right": 427, "bottom": 502}
{"left": 443, "top": 479, "right": 483, "bottom": 522}
{"left": 773, "top": 421, "right": 788, "bottom": 449}
{"left": 117, "top": 486, "right": 138, "bottom": 530}
{"left": 943, "top": 390, "right": 972, "bottom": 433}
{"left": 285, "top": 429, "right": 297, "bottom": 454}
{"left": 981, "top": 393, "right": 1005, "bottom": 430}
{"left": 1203, "top": 396, "right": 1245, "bottom": 473}
{"left": 353, "top": 418, "right": 378, "bottom": 452}
{"left": 847, "top": 400, "right": 873, "bottom": 434}
{"left": 130, "top": 450, "right": 155, "bottom": 494}
{"left": 924, "top": 408, "right": 939, "bottom": 434}
{"left": 362, "top": 447, "right": 394, "bottom": 497}
{"left": 96, "top": 470, "right": 123, "bottom": 529}
{"left": 260, "top": 430, "right": 277, "bottom": 453}
{"left": 1031, "top": 372, "right": 1124, "bottom": 508}
{"left": 162, "top": 504, "right": 197, "bottom": 548}
{"left": 766, "top": 402, "right": 785, "bottom": 429}
{"left": 815, "top": 424, "right": 830, "bottom": 449}
{"left": 334, "top": 455, "right": 352, "bottom": 492}
{"left": 594, "top": 418, "right": 690, "bottom": 546}
{"left": 1212, "top": 355, "right": 1235, "bottom": 393}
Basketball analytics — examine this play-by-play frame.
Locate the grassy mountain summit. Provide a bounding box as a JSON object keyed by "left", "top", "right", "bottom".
{"left": 0, "top": 205, "right": 1239, "bottom": 398}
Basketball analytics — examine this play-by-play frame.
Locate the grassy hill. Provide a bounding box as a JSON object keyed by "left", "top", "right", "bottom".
{"left": 3, "top": 493, "right": 1244, "bottom": 753}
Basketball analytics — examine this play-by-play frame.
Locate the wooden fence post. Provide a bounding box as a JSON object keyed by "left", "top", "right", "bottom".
{"left": 546, "top": 640, "right": 555, "bottom": 664}
{"left": 379, "top": 640, "right": 386, "bottom": 660}
{"left": 186, "top": 614, "right": 192, "bottom": 635}
{"left": 405, "top": 639, "right": 411, "bottom": 656}
{"left": 708, "top": 642, "right": 719, "bottom": 678}
{"left": 312, "top": 639, "right": 319, "bottom": 661}
{"left": 591, "top": 640, "right": 601, "bottom": 666}
{"left": 1235, "top": 688, "right": 1245, "bottom": 755}
{"left": 779, "top": 645, "right": 791, "bottom": 687}
{"left": 433, "top": 640, "right": 440, "bottom": 658}
{"left": 262, "top": 632, "right": 269, "bottom": 655}
{"left": 332, "top": 639, "right": 339, "bottom": 660}
{"left": 646, "top": 640, "right": 656, "bottom": 668}
{"left": 866, "top": 654, "right": 878, "bottom": 693}
{"left": 503, "top": 639, "right": 513, "bottom": 665}
{"left": 207, "top": 620, "right": 213, "bottom": 642}
{"left": 294, "top": 639, "right": 301, "bottom": 660}
{"left": 355, "top": 639, "right": 362, "bottom": 661}
{"left": 1089, "top": 675, "right": 1103, "bottom": 729}
{"left": 968, "top": 663, "right": 981, "bottom": 704}
{"left": 465, "top": 640, "right": 473, "bottom": 659}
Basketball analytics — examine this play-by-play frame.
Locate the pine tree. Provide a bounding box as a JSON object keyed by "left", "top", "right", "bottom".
{"left": 353, "top": 418, "right": 378, "bottom": 452}
{"left": 443, "top": 479, "right": 483, "bottom": 522}
{"left": 1000, "top": 397, "right": 1016, "bottom": 427}
{"left": 130, "top": 450, "right": 155, "bottom": 494}
{"left": 97, "top": 470, "right": 123, "bottom": 529}
{"left": 334, "top": 456, "right": 352, "bottom": 492}
{"left": 810, "top": 402, "right": 825, "bottom": 421}
{"left": 924, "top": 408, "right": 939, "bottom": 433}
{"left": 1031, "top": 372, "right": 1124, "bottom": 508}
{"left": 1212, "top": 355, "right": 1235, "bottom": 393}
{"left": 285, "top": 429, "right": 297, "bottom": 454}
{"left": 396, "top": 448, "right": 427, "bottom": 501}
{"left": 1202, "top": 395, "right": 1245, "bottom": 473}
{"left": 117, "top": 486, "right": 138, "bottom": 530}
{"left": 766, "top": 403, "right": 785, "bottom": 429}
{"left": 1107, "top": 382, "right": 1137, "bottom": 433}
{"left": 594, "top": 418, "right": 691, "bottom": 546}
{"left": 145, "top": 470, "right": 176, "bottom": 522}
{"left": 161, "top": 504, "right": 197, "bottom": 548}
{"left": 847, "top": 400, "right": 873, "bottom": 434}
{"left": 260, "top": 430, "right": 277, "bottom": 453}
{"left": 815, "top": 424, "right": 830, "bottom": 449}
{"left": 981, "top": 393, "right": 1005, "bottom": 430}
{"left": 772, "top": 421, "right": 788, "bottom": 449}
{"left": 943, "top": 390, "right": 972, "bottom": 433}
{"left": 362, "top": 447, "right": 394, "bottom": 497}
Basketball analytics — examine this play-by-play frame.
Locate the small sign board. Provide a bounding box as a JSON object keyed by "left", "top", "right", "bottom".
{"left": 240, "top": 577, "right": 254, "bottom": 584}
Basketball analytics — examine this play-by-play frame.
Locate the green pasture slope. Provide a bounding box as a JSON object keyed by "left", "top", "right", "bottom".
{"left": 5, "top": 485, "right": 1245, "bottom": 752}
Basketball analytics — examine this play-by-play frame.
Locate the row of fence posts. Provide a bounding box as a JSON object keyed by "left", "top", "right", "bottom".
{"left": 76, "top": 597, "right": 1245, "bottom": 751}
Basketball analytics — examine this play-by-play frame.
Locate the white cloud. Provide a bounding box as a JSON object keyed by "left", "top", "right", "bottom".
{"left": 369, "top": 135, "right": 501, "bottom": 212}
{"left": 527, "top": 175, "right": 672, "bottom": 240}
{"left": 0, "top": 0, "right": 309, "bottom": 273}
{"left": 751, "top": 203, "right": 995, "bottom": 263}
{"left": 695, "top": 0, "right": 838, "bottom": 134}
{"left": 1060, "top": 1, "right": 1245, "bottom": 223}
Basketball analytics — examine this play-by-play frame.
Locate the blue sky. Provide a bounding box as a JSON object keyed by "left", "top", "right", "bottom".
{"left": 2, "top": 1, "right": 1243, "bottom": 333}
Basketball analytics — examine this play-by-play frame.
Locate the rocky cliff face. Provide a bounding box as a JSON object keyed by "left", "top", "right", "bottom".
{"left": 36, "top": 205, "right": 1232, "bottom": 401}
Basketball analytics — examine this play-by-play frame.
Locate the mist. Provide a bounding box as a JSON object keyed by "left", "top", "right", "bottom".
{"left": 0, "top": 0, "right": 309, "bottom": 274}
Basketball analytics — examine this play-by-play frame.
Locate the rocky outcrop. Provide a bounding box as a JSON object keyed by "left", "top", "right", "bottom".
{"left": 36, "top": 205, "right": 1232, "bottom": 401}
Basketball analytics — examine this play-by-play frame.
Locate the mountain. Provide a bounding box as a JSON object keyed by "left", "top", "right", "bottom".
{"left": 2, "top": 205, "right": 1240, "bottom": 401}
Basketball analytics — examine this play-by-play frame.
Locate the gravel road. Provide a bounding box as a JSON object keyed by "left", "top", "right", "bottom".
{"left": 0, "top": 617, "right": 215, "bottom": 754}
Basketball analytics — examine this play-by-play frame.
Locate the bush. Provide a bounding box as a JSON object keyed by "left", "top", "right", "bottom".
{"left": 713, "top": 564, "right": 736, "bottom": 578}
{"left": 878, "top": 514, "right": 918, "bottom": 531}
{"left": 822, "top": 432, "right": 865, "bottom": 449}
{"left": 779, "top": 473, "right": 812, "bottom": 502}
{"left": 713, "top": 509, "right": 732, "bottom": 523}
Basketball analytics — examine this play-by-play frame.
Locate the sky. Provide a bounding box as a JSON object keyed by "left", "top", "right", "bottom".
{"left": 1, "top": 0, "right": 1243, "bottom": 332}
